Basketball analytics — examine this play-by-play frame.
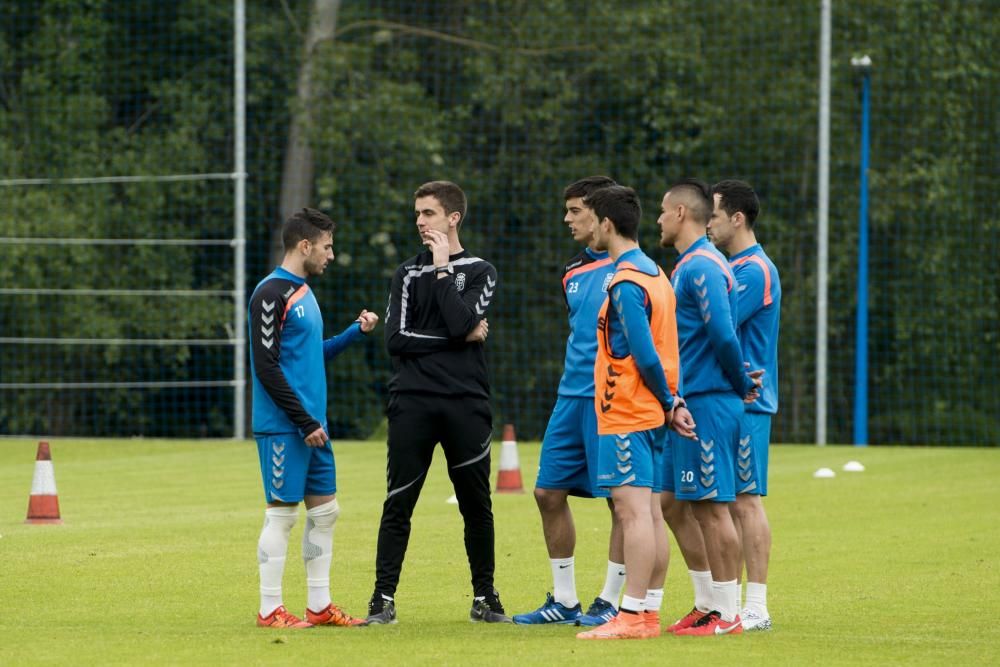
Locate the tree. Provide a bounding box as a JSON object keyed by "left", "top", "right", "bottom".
{"left": 274, "top": 0, "right": 342, "bottom": 268}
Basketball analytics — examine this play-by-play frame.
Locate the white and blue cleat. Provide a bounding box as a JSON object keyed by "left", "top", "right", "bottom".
{"left": 512, "top": 593, "right": 582, "bottom": 625}
{"left": 575, "top": 597, "right": 618, "bottom": 627}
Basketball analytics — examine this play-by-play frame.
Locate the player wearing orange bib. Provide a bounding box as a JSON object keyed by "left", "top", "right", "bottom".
{"left": 576, "top": 185, "right": 695, "bottom": 640}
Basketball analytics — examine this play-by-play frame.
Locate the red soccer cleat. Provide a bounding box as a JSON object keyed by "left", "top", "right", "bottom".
{"left": 257, "top": 605, "right": 313, "bottom": 629}
{"left": 577, "top": 610, "right": 650, "bottom": 640}
{"left": 306, "top": 603, "right": 368, "bottom": 627}
{"left": 666, "top": 606, "right": 709, "bottom": 633}
{"left": 674, "top": 610, "right": 743, "bottom": 636}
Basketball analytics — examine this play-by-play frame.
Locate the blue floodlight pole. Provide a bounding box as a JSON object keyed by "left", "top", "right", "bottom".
{"left": 851, "top": 55, "right": 872, "bottom": 447}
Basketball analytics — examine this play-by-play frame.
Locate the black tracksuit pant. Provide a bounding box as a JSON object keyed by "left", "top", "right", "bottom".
{"left": 374, "top": 392, "right": 495, "bottom": 598}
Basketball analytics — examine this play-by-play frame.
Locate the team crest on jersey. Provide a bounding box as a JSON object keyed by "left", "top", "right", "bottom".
{"left": 602, "top": 273, "right": 613, "bottom": 293}
{"left": 455, "top": 272, "right": 467, "bottom": 291}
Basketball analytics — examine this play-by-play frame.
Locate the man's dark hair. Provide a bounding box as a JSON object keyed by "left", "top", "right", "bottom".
{"left": 414, "top": 180, "right": 468, "bottom": 227}
{"left": 283, "top": 207, "right": 335, "bottom": 251}
{"left": 712, "top": 179, "right": 760, "bottom": 228}
{"left": 669, "top": 178, "right": 713, "bottom": 225}
{"left": 584, "top": 185, "right": 642, "bottom": 241}
{"left": 563, "top": 175, "right": 617, "bottom": 201}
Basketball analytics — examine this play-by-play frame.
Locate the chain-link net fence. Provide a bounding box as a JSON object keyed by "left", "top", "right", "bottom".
{"left": 1, "top": 1, "right": 996, "bottom": 444}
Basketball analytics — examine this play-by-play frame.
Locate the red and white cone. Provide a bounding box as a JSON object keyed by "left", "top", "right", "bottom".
{"left": 25, "top": 441, "right": 62, "bottom": 524}
{"left": 495, "top": 424, "right": 523, "bottom": 493}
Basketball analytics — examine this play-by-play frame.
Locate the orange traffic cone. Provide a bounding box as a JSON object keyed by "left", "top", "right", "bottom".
{"left": 495, "top": 424, "right": 523, "bottom": 493}
{"left": 25, "top": 441, "right": 62, "bottom": 524}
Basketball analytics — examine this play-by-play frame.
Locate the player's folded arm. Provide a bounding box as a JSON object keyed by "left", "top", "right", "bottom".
{"left": 383, "top": 267, "right": 456, "bottom": 355}
{"left": 433, "top": 265, "right": 497, "bottom": 338}
{"left": 383, "top": 294, "right": 455, "bottom": 355}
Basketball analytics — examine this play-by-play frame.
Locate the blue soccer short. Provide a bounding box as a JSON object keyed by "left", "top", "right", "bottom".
{"left": 597, "top": 425, "right": 667, "bottom": 492}
{"left": 536, "top": 396, "right": 608, "bottom": 498}
{"left": 737, "top": 412, "right": 772, "bottom": 496}
{"left": 255, "top": 433, "right": 336, "bottom": 503}
{"left": 669, "top": 392, "right": 743, "bottom": 502}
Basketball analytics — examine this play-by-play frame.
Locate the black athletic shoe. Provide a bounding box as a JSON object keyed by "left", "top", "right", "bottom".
{"left": 470, "top": 589, "right": 513, "bottom": 623}
{"left": 366, "top": 593, "right": 397, "bottom": 625}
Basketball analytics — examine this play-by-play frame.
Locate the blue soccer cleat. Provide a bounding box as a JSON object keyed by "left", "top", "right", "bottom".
{"left": 512, "top": 593, "right": 582, "bottom": 625}
{"left": 576, "top": 597, "right": 618, "bottom": 627}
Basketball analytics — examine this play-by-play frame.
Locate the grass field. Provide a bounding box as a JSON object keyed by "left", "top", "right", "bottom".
{"left": 1, "top": 438, "right": 998, "bottom": 665}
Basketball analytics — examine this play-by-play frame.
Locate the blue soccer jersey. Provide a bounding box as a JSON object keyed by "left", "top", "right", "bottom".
{"left": 730, "top": 244, "right": 781, "bottom": 415}
{"left": 668, "top": 237, "right": 751, "bottom": 503}
{"left": 536, "top": 248, "right": 614, "bottom": 498}
{"left": 248, "top": 267, "right": 363, "bottom": 436}
{"left": 670, "top": 236, "right": 754, "bottom": 398}
{"left": 557, "top": 248, "right": 615, "bottom": 398}
{"left": 248, "top": 267, "right": 363, "bottom": 503}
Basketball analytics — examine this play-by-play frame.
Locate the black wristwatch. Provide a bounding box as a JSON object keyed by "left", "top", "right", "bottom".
{"left": 435, "top": 263, "right": 453, "bottom": 276}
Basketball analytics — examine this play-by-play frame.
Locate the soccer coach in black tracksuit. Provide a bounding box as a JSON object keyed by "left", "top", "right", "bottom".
{"left": 366, "top": 181, "right": 511, "bottom": 625}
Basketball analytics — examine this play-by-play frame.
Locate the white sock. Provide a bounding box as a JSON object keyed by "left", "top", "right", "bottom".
{"left": 550, "top": 557, "right": 578, "bottom": 607}
{"left": 644, "top": 588, "right": 664, "bottom": 612}
{"left": 689, "top": 569, "right": 713, "bottom": 613}
{"left": 713, "top": 579, "right": 739, "bottom": 622}
{"left": 258, "top": 506, "right": 297, "bottom": 616}
{"left": 746, "top": 582, "right": 768, "bottom": 616}
{"left": 620, "top": 595, "right": 644, "bottom": 613}
{"left": 303, "top": 499, "right": 339, "bottom": 612}
{"left": 599, "top": 561, "right": 626, "bottom": 608}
